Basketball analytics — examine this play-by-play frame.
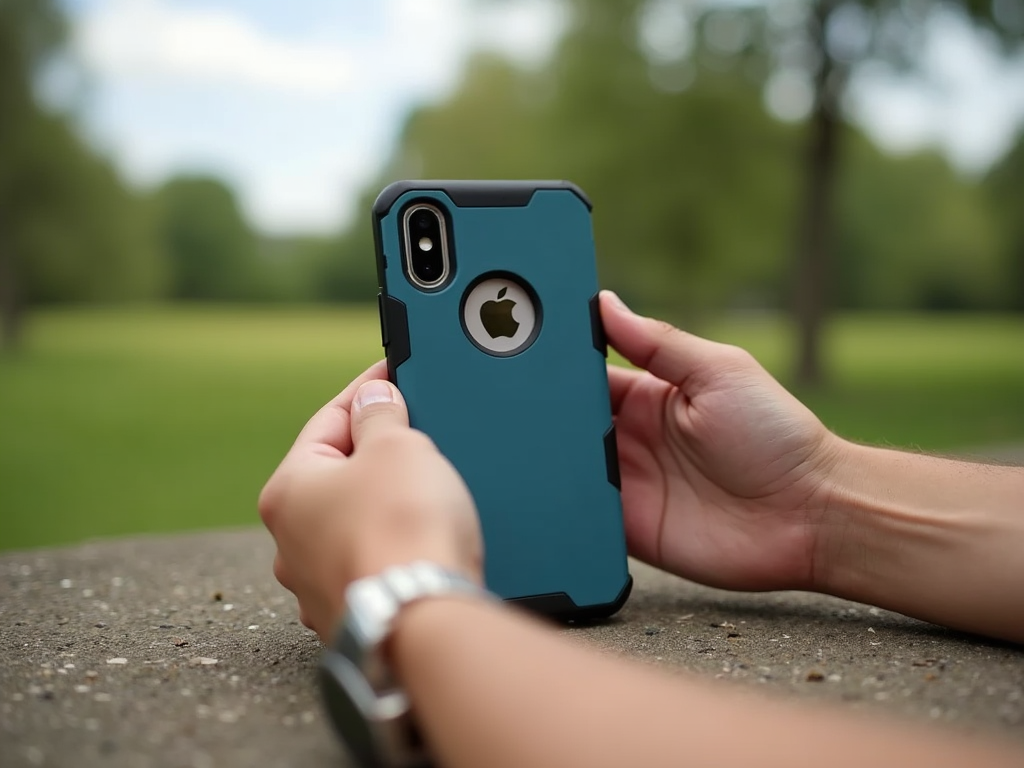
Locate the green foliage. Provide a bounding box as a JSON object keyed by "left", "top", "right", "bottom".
{"left": 363, "top": 2, "right": 1019, "bottom": 318}
{"left": 156, "top": 177, "right": 259, "bottom": 301}
{"left": 2, "top": 306, "right": 1022, "bottom": 551}
{"left": 835, "top": 132, "right": 1005, "bottom": 311}
{"left": 13, "top": 113, "right": 167, "bottom": 303}
{"left": 985, "top": 132, "right": 1024, "bottom": 311}
{"left": 386, "top": 46, "right": 798, "bottom": 320}
{"left": 1, "top": 0, "right": 166, "bottom": 348}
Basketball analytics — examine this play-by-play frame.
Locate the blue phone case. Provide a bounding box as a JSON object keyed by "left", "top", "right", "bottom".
{"left": 372, "top": 180, "right": 631, "bottom": 620}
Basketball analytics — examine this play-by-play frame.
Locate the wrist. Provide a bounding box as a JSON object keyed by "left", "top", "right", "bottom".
{"left": 319, "top": 561, "right": 495, "bottom": 767}
{"left": 810, "top": 441, "right": 1024, "bottom": 638}
{"left": 347, "top": 532, "right": 483, "bottom": 588}
{"left": 811, "top": 440, "right": 930, "bottom": 598}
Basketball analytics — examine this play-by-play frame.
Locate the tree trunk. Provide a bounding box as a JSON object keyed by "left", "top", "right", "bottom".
{"left": 793, "top": 0, "right": 845, "bottom": 388}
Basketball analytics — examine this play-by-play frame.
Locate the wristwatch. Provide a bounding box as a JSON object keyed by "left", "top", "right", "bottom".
{"left": 319, "top": 561, "right": 492, "bottom": 768}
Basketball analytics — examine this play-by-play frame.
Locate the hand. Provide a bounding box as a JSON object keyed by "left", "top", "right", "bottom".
{"left": 259, "top": 362, "right": 484, "bottom": 642}
{"left": 600, "top": 292, "right": 843, "bottom": 592}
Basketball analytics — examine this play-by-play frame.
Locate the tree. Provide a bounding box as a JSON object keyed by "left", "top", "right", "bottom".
{"left": 0, "top": 0, "right": 65, "bottom": 348}
{"left": 156, "top": 177, "right": 258, "bottom": 301}
{"left": 781, "top": 0, "right": 1024, "bottom": 384}
{"left": 835, "top": 131, "right": 1004, "bottom": 311}
{"left": 1, "top": 0, "right": 168, "bottom": 349}
{"left": 985, "top": 131, "right": 1024, "bottom": 312}
{"left": 387, "top": 43, "right": 799, "bottom": 322}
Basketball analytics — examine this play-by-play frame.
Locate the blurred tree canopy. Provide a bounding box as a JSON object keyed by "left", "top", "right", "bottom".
{"left": 356, "top": 0, "right": 1023, "bottom": 337}
{"left": 985, "top": 132, "right": 1024, "bottom": 312}
{"left": 0, "top": 0, "right": 164, "bottom": 349}
{"left": 2, "top": 0, "right": 1023, "bottom": 371}
{"left": 157, "top": 177, "right": 257, "bottom": 302}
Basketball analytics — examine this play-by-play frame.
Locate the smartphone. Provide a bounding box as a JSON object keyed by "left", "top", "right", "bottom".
{"left": 371, "top": 180, "right": 631, "bottom": 620}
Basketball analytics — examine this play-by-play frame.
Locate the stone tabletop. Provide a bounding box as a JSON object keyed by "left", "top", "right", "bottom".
{"left": 2, "top": 529, "right": 1022, "bottom": 767}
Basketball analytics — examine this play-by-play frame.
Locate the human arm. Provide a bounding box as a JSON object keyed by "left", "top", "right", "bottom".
{"left": 394, "top": 594, "right": 1020, "bottom": 768}
{"left": 599, "top": 291, "right": 1024, "bottom": 643}
{"left": 259, "top": 366, "right": 1022, "bottom": 768}
{"left": 818, "top": 444, "right": 1024, "bottom": 642}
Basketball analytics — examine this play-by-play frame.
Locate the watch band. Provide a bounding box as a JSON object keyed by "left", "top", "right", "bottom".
{"left": 319, "top": 561, "right": 493, "bottom": 768}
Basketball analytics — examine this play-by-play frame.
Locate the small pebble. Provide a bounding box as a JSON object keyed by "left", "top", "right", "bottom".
{"left": 106, "top": 658, "right": 128, "bottom": 665}
{"left": 223, "top": 604, "right": 234, "bottom": 612}
{"left": 806, "top": 671, "right": 825, "bottom": 682}
{"left": 60, "top": 579, "right": 72, "bottom": 589}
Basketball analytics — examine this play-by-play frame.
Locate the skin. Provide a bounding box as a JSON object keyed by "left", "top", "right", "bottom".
{"left": 259, "top": 291, "right": 1024, "bottom": 768}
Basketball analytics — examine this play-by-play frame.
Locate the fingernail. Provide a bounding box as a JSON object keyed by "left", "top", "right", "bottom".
{"left": 354, "top": 380, "right": 395, "bottom": 410}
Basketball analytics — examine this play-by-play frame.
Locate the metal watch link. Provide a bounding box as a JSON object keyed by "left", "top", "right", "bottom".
{"left": 318, "top": 561, "right": 491, "bottom": 768}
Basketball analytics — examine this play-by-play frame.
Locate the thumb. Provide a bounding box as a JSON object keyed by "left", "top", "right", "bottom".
{"left": 350, "top": 380, "right": 409, "bottom": 447}
{"left": 599, "top": 290, "right": 724, "bottom": 388}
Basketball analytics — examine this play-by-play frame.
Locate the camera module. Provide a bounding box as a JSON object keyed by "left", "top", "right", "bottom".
{"left": 402, "top": 203, "right": 452, "bottom": 290}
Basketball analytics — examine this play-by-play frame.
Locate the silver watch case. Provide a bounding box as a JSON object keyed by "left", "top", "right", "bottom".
{"left": 319, "top": 562, "right": 486, "bottom": 768}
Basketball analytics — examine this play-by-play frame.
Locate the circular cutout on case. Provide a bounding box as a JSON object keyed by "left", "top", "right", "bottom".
{"left": 460, "top": 273, "right": 541, "bottom": 357}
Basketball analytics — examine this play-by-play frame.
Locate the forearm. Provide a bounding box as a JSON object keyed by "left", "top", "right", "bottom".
{"left": 816, "top": 441, "right": 1024, "bottom": 643}
{"left": 392, "top": 596, "right": 1019, "bottom": 768}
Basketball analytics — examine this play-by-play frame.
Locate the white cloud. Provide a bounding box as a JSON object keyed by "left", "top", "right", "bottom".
{"left": 77, "top": 0, "right": 353, "bottom": 97}
{"left": 70, "top": 0, "right": 568, "bottom": 234}
{"left": 849, "top": 9, "right": 1024, "bottom": 172}
{"left": 70, "top": 0, "right": 1020, "bottom": 236}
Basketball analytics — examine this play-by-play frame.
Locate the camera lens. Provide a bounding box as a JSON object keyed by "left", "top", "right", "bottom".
{"left": 404, "top": 204, "right": 450, "bottom": 288}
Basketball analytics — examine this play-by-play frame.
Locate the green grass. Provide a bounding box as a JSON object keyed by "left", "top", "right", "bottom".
{"left": 1, "top": 306, "right": 1022, "bottom": 552}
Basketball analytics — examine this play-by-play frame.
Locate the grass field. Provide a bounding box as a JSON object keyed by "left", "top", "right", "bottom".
{"left": 1, "top": 306, "right": 1022, "bottom": 553}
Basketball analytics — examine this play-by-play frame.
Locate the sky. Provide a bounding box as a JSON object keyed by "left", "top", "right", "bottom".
{"left": 54, "top": 0, "right": 1024, "bottom": 237}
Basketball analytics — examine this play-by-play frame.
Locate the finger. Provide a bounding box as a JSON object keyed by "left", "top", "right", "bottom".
{"left": 600, "top": 291, "right": 722, "bottom": 389}
{"left": 273, "top": 553, "right": 295, "bottom": 592}
{"left": 607, "top": 364, "right": 646, "bottom": 415}
{"left": 290, "top": 359, "right": 389, "bottom": 458}
{"left": 350, "top": 379, "right": 409, "bottom": 448}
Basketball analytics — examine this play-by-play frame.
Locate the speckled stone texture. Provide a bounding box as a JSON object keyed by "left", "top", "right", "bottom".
{"left": 1, "top": 529, "right": 1022, "bottom": 768}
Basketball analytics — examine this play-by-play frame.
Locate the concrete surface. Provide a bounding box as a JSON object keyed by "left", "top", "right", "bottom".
{"left": 1, "top": 529, "right": 1022, "bottom": 768}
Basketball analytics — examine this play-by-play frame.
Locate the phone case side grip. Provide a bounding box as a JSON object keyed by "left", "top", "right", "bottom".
{"left": 505, "top": 575, "right": 633, "bottom": 624}
{"left": 603, "top": 425, "right": 621, "bottom": 490}
{"left": 372, "top": 180, "right": 593, "bottom": 218}
{"left": 382, "top": 295, "right": 410, "bottom": 384}
{"left": 588, "top": 292, "right": 607, "bottom": 357}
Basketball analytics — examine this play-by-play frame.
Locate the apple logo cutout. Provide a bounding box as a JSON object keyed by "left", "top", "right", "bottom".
{"left": 461, "top": 275, "right": 540, "bottom": 356}
{"left": 480, "top": 287, "right": 519, "bottom": 338}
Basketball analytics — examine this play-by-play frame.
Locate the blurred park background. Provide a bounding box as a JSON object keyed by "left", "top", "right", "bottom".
{"left": 1, "top": 0, "right": 1023, "bottom": 552}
